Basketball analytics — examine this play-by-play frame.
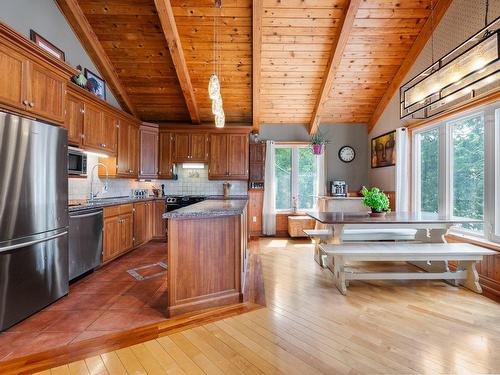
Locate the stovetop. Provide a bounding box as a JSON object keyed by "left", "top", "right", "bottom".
{"left": 165, "top": 196, "right": 206, "bottom": 204}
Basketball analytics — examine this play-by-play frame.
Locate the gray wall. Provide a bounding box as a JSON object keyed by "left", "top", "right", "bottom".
{"left": 0, "top": 0, "right": 121, "bottom": 109}
{"left": 259, "top": 124, "right": 369, "bottom": 192}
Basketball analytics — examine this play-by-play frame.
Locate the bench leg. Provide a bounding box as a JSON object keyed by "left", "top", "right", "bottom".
{"left": 333, "top": 256, "right": 347, "bottom": 295}
{"left": 457, "top": 260, "right": 482, "bottom": 293}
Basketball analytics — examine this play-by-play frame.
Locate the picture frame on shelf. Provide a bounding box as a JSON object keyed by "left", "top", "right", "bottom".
{"left": 29, "top": 30, "right": 65, "bottom": 61}
{"left": 371, "top": 130, "right": 396, "bottom": 168}
{"left": 84, "top": 68, "right": 106, "bottom": 100}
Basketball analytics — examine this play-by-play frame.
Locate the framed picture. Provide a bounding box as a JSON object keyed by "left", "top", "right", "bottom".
{"left": 84, "top": 68, "right": 106, "bottom": 100}
{"left": 30, "top": 30, "right": 65, "bottom": 61}
{"left": 371, "top": 130, "right": 396, "bottom": 168}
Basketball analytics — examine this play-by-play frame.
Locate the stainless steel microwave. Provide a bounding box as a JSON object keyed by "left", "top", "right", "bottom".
{"left": 68, "top": 147, "right": 87, "bottom": 176}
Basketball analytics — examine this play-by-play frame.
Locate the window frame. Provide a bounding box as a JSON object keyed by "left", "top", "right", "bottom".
{"left": 273, "top": 143, "right": 318, "bottom": 213}
{"left": 412, "top": 101, "right": 499, "bottom": 242}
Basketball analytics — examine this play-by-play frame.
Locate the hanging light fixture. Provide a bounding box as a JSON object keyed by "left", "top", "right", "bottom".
{"left": 400, "top": 0, "right": 499, "bottom": 120}
{"left": 209, "top": 0, "right": 225, "bottom": 127}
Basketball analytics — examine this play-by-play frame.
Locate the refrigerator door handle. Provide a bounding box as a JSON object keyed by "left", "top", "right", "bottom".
{"left": 0, "top": 231, "right": 68, "bottom": 253}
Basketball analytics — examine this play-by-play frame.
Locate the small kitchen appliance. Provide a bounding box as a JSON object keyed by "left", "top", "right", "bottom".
{"left": 330, "top": 180, "right": 348, "bottom": 197}
{"left": 68, "top": 146, "right": 87, "bottom": 176}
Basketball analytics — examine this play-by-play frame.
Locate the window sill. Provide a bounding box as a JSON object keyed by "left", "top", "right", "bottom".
{"left": 446, "top": 233, "right": 500, "bottom": 253}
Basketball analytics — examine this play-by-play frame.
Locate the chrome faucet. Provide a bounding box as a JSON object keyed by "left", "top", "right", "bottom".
{"left": 89, "top": 162, "right": 109, "bottom": 201}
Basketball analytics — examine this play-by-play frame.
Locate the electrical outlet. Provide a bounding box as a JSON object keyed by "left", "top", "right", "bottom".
{"left": 252, "top": 216, "right": 257, "bottom": 223}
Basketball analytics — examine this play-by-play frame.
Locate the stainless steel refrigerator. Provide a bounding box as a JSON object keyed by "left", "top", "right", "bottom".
{"left": 0, "top": 111, "right": 69, "bottom": 331}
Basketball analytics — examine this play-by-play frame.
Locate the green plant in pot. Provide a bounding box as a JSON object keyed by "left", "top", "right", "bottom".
{"left": 360, "top": 187, "right": 390, "bottom": 217}
{"left": 310, "top": 132, "right": 326, "bottom": 155}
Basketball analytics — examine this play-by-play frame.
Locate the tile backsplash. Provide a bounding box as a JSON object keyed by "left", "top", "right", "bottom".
{"left": 68, "top": 155, "right": 247, "bottom": 200}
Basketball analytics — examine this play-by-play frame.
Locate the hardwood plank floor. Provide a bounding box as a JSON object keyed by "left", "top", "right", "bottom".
{"left": 40, "top": 238, "right": 500, "bottom": 374}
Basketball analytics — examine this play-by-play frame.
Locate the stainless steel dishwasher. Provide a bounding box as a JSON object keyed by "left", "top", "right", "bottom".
{"left": 69, "top": 208, "right": 103, "bottom": 281}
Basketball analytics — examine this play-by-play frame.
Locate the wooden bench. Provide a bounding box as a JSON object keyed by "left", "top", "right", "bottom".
{"left": 304, "top": 228, "right": 417, "bottom": 267}
{"left": 319, "top": 242, "right": 497, "bottom": 295}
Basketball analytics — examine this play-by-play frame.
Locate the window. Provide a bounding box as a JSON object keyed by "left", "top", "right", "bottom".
{"left": 274, "top": 145, "right": 318, "bottom": 212}
{"left": 412, "top": 102, "right": 500, "bottom": 242}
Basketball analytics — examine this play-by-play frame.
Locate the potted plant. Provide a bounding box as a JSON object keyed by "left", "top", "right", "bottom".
{"left": 310, "top": 132, "right": 326, "bottom": 155}
{"left": 360, "top": 187, "right": 390, "bottom": 217}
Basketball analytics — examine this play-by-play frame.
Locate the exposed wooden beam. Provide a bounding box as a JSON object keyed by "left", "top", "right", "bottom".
{"left": 308, "top": 0, "right": 361, "bottom": 135}
{"left": 252, "top": 0, "right": 263, "bottom": 131}
{"left": 367, "top": 0, "right": 453, "bottom": 133}
{"left": 55, "top": 0, "right": 138, "bottom": 117}
{"left": 154, "top": 0, "right": 201, "bottom": 125}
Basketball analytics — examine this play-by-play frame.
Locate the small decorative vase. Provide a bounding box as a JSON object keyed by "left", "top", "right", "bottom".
{"left": 312, "top": 144, "right": 323, "bottom": 155}
{"left": 369, "top": 209, "right": 386, "bottom": 218}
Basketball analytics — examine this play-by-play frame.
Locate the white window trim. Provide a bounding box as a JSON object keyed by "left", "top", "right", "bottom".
{"left": 412, "top": 101, "right": 500, "bottom": 243}
{"left": 274, "top": 143, "right": 318, "bottom": 214}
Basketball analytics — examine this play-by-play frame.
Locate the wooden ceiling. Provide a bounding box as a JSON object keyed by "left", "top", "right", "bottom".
{"left": 57, "top": 0, "right": 449, "bottom": 131}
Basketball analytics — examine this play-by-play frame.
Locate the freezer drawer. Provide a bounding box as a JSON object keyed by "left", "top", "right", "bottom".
{"left": 0, "top": 230, "right": 68, "bottom": 331}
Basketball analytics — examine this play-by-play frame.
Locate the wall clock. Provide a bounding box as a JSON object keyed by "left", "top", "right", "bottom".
{"left": 339, "top": 146, "right": 355, "bottom": 163}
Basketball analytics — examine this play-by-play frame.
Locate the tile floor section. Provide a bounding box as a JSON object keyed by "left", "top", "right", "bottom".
{"left": 0, "top": 242, "right": 168, "bottom": 361}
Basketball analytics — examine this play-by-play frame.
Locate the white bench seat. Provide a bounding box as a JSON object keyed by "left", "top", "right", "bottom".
{"left": 304, "top": 228, "right": 418, "bottom": 268}
{"left": 320, "top": 242, "right": 496, "bottom": 295}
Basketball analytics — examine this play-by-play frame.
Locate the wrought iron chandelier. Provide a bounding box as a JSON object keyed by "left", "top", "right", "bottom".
{"left": 208, "top": 0, "right": 225, "bottom": 127}
{"left": 400, "top": 0, "right": 499, "bottom": 120}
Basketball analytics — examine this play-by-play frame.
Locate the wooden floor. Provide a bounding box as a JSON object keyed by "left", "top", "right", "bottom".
{"left": 40, "top": 238, "right": 500, "bottom": 375}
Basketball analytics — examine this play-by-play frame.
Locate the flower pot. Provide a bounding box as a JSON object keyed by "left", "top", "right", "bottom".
{"left": 369, "top": 209, "right": 386, "bottom": 218}
{"left": 312, "top": 144, "right": 323, "bottom": 155}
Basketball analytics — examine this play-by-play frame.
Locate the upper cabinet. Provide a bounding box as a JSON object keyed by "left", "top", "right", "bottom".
{"left": 139, "top": 123, "right": 159, "bottom": 179}
{"left": 65, "top": 92, "right": 84, "bottom": 146}
{"left": 117, "top": 119, "right": 139, "bottom": 178}
{"left": 158, "top": 131, "right": 174, "bottom": 179}
{"left": 0, "top": 24, "right": 74, "bottom": 125}
{"left": 208, "top": 133, "right": 248, "bottom": 180}
{"left": 173, "top": 132, "right": 209, "bottom": 163}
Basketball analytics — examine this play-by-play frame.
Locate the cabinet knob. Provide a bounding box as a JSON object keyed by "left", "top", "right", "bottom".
{"left": 23, "top": 100, "right": 29, "bottom": 106}
{"left": 29, "top": 102, "right": 34, "bottom": 107}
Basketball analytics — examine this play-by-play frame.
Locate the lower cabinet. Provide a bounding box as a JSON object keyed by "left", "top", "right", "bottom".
{"left": 103, "top": 204, "right": 134, "bottom": 262}
{"left": 103, "top": 200, "right": 166, "bottom": 263}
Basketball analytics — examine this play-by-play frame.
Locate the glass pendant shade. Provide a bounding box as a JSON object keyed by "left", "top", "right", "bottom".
{"left": 400, "top": 18, "right": 499, "bottom": 119}
{"left": 208, "top": 74, "right": 220, "bottom": 100}
{"left": 215, "top": 111, "right": 225, "bottom": 128}
{"left": 212, "top": 95, "right": 223, "bottom": 115}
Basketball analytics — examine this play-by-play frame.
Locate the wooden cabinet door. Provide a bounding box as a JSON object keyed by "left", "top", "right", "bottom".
{"left": 133, "top": 202, "right": 146, "bottom": 247}
{"left": 139, "top": 127, "right": 158, "bottom": 178}
{"left": 83, "top": 102, "right": 103, "bottom": 150}
{"left": 128, "top": 124, "right": 139, "bottom": 178}
{"left": 65, "top": 94, "right": 84, "bottom": 146}
{"left": 228, "top": 134, "right": 249, "bottom": 179}
{"left": 209, "top": 134, "right": 228, "bottom": 178}
{"left": 153, "top": 200, "right": 166, "bottom": 240}
{"left": 158, "top": 132, "right": 173, "bottom": 179}
{"left": 27, "top": 61, "right": 65, "bottom": 123}
{"left": 249, "top": 163, "right": 265, "bottom": 182}
{"left": 120, "top": 212, "right": 134, "bottom": 253}
{"left": 0, "top": 45, "right": 27, "bottom": 111}
{"left": 173, "top": 133, "right": 190, "bottom": 162}
{"left": 145, "top": 201, "right": 153, "bottom": 242}
{"left": 103, "top": 216, "right": 120, "bottom": 262}
{"left": 191, "top": 133, "right": 208, "bottom": 162}
{"left": 250, "top": 143, "right": 266, "bottom": 163}
{"left": 102, "top": 111, "right": 118, "bottom": 154}
{"left": 117, "top": 120, "right": 130, "bottom": 176}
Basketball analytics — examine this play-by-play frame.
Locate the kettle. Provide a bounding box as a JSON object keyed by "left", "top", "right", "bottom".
{"left": 223, "top": 182, "right": 231, "bottom": 198}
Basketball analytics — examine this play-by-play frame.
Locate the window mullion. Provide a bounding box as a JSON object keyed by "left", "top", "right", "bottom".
{"left": 291, "top": 147, "right": 298, "bottom": 209}
{"left": 440, "top": 123, "right": 451, "bottom": 217}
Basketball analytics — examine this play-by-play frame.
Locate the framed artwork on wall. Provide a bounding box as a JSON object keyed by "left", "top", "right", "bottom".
{"left": 371, "top": 130, "right": 396, "bottom": 168}
{"left": 29, "top": 30, "right": 65, "bottom": 61}
{"left": 84, "top": 68, "right": 106, "bottom": 100}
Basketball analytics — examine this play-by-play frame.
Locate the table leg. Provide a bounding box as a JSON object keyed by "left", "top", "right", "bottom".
{"left": 457, "top": 260, "right": 482, "bottom": 293}
{"left": 324, "top": 224, "right": 344, "bottom": 271}
{"left": 333, "top": 256, "right": 347, "bottom": 295}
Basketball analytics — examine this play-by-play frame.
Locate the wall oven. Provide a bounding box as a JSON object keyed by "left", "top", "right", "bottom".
{"left": 68, "top": 147, "right": 87, "bottom": 176}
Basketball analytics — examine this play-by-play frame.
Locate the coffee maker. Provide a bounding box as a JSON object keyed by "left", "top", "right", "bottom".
{"left": 330, "top": 180, "right": 348, "bottom": 197}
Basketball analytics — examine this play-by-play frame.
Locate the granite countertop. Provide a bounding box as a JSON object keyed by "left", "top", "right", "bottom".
{"left": 68, "top": 195, "right": 249, "bottom": 212}
{"left": 68, "top": 196, "right": 163, "bottom": 212}
{"left": 163, "top": 199, "right": 248, "bottom": 219}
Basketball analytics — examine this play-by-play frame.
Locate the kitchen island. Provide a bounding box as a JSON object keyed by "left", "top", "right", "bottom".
{"left": 163, "top": 199, "right": 248, "bottom": 317}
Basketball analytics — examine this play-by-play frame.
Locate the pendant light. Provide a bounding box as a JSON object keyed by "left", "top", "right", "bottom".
{"left": 400, "top": 0, "right": 499, "bottom": 119}
{"left": 209, "top": 0, "right": 225, "bottom": 127}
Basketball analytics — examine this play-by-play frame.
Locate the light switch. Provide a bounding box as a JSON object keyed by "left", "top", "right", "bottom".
{"left": 252, "top": 216, "right": 257, "bottom": 222}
